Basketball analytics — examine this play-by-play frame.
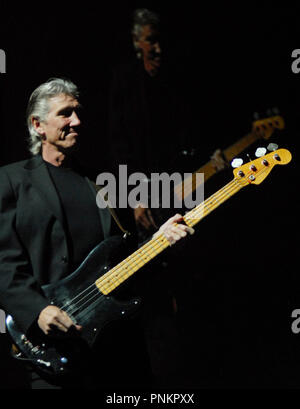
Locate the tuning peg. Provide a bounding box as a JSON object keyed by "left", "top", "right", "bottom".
{"left": 231, "top": 158, "right": 244, "bottom": 168}
{"left": 272, "top": 107, "right": 280, "bottom": 115}
{"left": 253, "top": 112, "right": 260, "bottom": 120}
{"left": 255, "top": 147, "right": 267, "bottom": 157}
{"left": 267, "top": 143, "right": 278, "bottom": 152}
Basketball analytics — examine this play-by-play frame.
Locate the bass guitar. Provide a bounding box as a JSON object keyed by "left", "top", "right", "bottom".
{"left": 6, "top": 148, "right": 292, "bottom": 377}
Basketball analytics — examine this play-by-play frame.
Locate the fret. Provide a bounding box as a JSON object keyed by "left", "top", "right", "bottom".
{"left": 98, "top": 179, "right": 243, "bottom": 294}
{"left": 96, "top": 174, "right": 246, "bottom": 295}
{"left": 174, "top": 132, "right": 259, "bottom": 202}
{"left": 95, "top": 234, "right": 169, "bottom": 294}
{"left": 174, "top": 162, "right": 215, "bottom": 201}
{"left": 174, "top": 116, "right": 284, "bottom": 203}
{"left": 184, "top": 180, "right": 242, "bottom": 227}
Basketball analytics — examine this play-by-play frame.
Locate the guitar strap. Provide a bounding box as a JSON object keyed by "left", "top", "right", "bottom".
{"left": 89, "top": 180, "right": 131, "bottom": 238}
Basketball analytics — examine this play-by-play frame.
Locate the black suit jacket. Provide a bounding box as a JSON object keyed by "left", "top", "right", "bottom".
{"left": 0, "top": 155, "right": 115, "bottom": 333}
{"left": 107, "top": 59, "right": 191, "bottom": 177}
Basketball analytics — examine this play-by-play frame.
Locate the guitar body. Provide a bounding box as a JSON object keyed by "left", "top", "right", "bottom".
{"left": 6, "top": 235, "right": 142, "bottom": 378}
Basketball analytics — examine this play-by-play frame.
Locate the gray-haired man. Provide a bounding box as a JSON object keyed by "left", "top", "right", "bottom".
{"left": 0, "top": 78, "right": 193, "bottom": 388}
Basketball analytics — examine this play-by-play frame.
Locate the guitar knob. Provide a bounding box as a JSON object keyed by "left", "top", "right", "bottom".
{"left": 267, "top": 143, "right": 278, "bottom": 152}
{"left": 255, "top": 147, "right": 267, "bottom": 158}
{"left": 231, "top": 158, "right": 243, "bottom": 168}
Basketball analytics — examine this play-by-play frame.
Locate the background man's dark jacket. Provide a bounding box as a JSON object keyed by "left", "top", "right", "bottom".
{"left": 107, "top": 59, "right": 192, "bottom": 178}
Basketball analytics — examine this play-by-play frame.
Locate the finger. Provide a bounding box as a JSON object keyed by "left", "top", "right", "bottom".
{"left": 165, "top": 237, "right": 176, "bottom": 246}
{"left": 163, "top": 225, "right": 194, "bottom": 243}
{"left": 187, "top": 226, "right": 195, "bottom": 235}
{"left": 58, "top": 311, "right": 76, "bottom": 329}
{"left": 170, "top": 213, "right": 183, "bottom": 222}
{"left": 168, "top": 225, "right": 186, "bottom": 237}
{"left": 163, "top": 214, "right": 183, "bottom": 227}
{"left": 52, "top": 319, "right": 69, "bottom": 333}
{"left": 165, "top": 230, "right": 181, "bottom": 242}
{"left": 48, "top": 310, "right": 73, "bottom": 331}
{"left": 176, "top": 229, "right": 187, "bottom": 238}
{"left": 41, "top": 324, "right": 51, "bottom": 335}
{"left": 175, "top": 224, "right": 195, "bottom": 235}
{"left": 172, "top": 223, "right": 187, "bottom": 233}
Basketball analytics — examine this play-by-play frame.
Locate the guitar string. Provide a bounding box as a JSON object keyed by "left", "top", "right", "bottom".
{"left": 58, "top": 177, "right": 244, "bottom": 316}
{"left": 59, "top": 234, "right": 166, "bottom": 313}
{"left": 62, "top": 190, "right": 248, "bottom": 318}
{"left": 172, "top": 131, "right": 260, "bottom": 199}
{"left": 90, "top": 149, "right": 282, "bottom": 306}
{"left": 59, "top": 163, "right": 271, "bottom": 317}
{"left": 67, "top": 239, "right": 169, "bottom": 314}
{"left": 60, "top": 179, "right": 238, "bottom": 314}
{"left": 60, "top": 234, "right": 169, "bottom": 316}
{"left": 60, "top": 176, "right": 246, "bottom": 316}
{"left": 180, "top": 139, "right": 282, "bottom": 198}
{"left": 173, "top": 134, "right": 266, "bottom": 200}
{"left": 59, "top": 176, "right": 246, "bottom": 316}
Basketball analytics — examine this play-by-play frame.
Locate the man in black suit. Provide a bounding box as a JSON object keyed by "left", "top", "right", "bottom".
{"left": 0, "top": 77, "right": 194, "bottom": 388}
{"left": 107, "top": 9, "right": 198, "bottom": 384}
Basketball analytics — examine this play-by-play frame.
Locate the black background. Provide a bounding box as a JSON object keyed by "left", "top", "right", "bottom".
{"left": 0, "top": 1, "right": 299, "bottom": 389}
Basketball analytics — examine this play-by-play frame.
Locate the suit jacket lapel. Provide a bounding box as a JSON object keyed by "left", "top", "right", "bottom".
{"left": 85, "top": 177, "right": 111, "bottom": 239}
{"left": 24, "top": 155, "right": 66, "bottom": 230}
{"left": 24, "top": 155, "right": 112, "bottom": 239}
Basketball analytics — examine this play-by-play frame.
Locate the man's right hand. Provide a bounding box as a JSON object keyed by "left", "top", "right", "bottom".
{"left": 210, "top": 148, "right": 227, "bottom": 171}
{"left": 38, "top": 305, "right": 82, "bottom": 335}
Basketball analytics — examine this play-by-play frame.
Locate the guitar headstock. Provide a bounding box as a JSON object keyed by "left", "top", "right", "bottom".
{"left": 233, "top": 148, "right": 292, "bottom": 186}
{"left": 252, "top": 115, "right": 285, "bottom": 140}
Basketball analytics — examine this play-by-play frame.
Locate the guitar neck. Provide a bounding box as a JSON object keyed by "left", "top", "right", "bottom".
{"left": 174, "top": 131, "right": 259, "bottom": 201}
{"left": 223, "top": 131, "right": 259, "bottom": 162}
{"left": 95, "top": 178, "right": 243, "bottom": 295}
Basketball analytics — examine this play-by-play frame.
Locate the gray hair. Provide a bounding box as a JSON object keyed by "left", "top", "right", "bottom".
{"left": 132, "top": 8, "right": 160, "bottom": 57}
{"left": 26, "top": 77, "right": 79, "bottom": 155}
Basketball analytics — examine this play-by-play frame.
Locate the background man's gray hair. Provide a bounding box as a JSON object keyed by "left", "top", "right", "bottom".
{"left": 131, "top": 8, "right": 160, "bottom": 58}
{"left": 26, "top": 77, "right": 79, "bottom": 155}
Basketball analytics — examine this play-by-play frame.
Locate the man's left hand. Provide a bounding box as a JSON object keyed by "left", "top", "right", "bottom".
{"left": 154, "top": 213, "right": 194, "bottom": 245}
